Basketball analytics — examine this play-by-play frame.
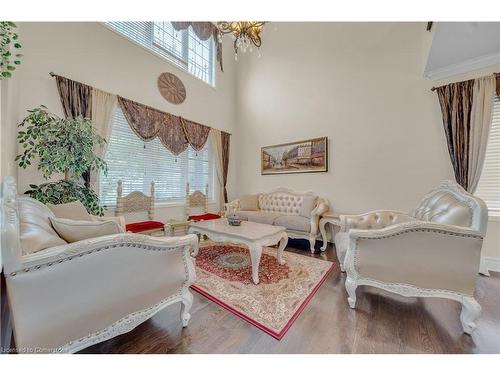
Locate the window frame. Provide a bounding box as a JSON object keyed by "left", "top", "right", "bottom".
{"left": 151, "top": 22, "right": 189, "bottom": 69}
{"left": 101, "top": 22, "right": 216, "bottom": 87}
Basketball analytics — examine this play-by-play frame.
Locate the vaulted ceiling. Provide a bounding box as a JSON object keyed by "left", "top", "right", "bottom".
{"left": 424, "top": 22, "right": 500, "bottom": 80}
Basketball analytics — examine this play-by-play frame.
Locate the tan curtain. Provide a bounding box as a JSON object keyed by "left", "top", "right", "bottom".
{"left": 221, "top": 131, "right": 230, "bottom": 203}
{"left": 436, "top": 80, "right": 474, "bottom": 191}
{"left": 210, "top": 129, "right": 225, "bottom": 210}
{"left": 468, "top": 75, "right": 496, "bottom": 193}
{"left": 90, "top": 89, "right": 117, "bottom": 191}
{"left": 55, "top": 75, "right": 92, "bottom": 119}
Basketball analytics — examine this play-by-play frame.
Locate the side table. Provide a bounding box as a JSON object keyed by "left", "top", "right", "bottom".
{"left": 319, "top": 212, "right": 342, "bottom": 251}
{"left": 165, "top": 219, "right": 190, "bottom": 237}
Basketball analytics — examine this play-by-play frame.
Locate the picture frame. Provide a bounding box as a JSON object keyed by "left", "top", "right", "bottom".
{"left": 261, "top": 137, "right": 328, "bottom": 175}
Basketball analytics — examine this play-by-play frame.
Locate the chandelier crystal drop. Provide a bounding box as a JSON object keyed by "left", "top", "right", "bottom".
{"left": 216, "top": 22, "right": 266, "bottom": 59}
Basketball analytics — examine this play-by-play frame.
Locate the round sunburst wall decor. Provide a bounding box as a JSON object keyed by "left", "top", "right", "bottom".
{"left": 157, "top": 72, "right": 186, "bottom": 105}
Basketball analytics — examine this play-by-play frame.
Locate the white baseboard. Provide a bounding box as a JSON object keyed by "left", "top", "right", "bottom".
{"left": 480, "top": 256, "right": 500, "bottom": 276}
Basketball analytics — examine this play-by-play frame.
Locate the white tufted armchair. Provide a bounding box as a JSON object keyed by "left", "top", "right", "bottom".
{"left": 336, "top": 181, "right": 488, "bottom": 334}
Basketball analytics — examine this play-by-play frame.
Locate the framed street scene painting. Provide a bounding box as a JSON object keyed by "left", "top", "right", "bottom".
{"left": 261, "top": 137, "right": 328, "bottom": 175}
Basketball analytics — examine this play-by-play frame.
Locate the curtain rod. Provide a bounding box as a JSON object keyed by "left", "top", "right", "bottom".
{"left": 430, "top": 72, "right": 499, "bottom": 92}
{"left": 48, "top": 71, "right": 232, "bottom": 136}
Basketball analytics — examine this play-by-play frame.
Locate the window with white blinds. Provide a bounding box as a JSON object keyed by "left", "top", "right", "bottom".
{"left": 99, "top": 107, "right": 214, "bottom": 207}
{"left": 103, "top": 22, "right": 215, "bottom": 86}
{"left": 475, "top": 97, "right": 500, "bottom": 216}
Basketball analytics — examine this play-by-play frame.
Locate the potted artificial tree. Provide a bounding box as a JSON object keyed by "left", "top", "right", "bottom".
{"left": 16, "top": 105, "right": 107, "bottom": 215}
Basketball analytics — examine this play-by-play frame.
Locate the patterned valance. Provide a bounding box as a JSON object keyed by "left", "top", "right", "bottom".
{"left": 117, "top": 96, "right": 210, "bottom": 156}
{"left": 171, "top": 22, "right": 223, "bottom": 72}
{"left": 181, "top": 117, "right": 211, "bottom": 151}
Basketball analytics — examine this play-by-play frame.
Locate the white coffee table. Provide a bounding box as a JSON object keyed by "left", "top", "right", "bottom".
{"left": 189, "top": 218, "right": 288, "bottom": 284}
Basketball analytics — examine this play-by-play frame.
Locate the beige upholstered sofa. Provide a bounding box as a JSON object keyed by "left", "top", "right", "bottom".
{"left": 1, "top": 177, "right": 198, "bottom": 353}
{"left": 225, "top": 187, "right": 329, "bottom": 252}
{"left": 335, "top": 180, "right": 488, "bottom": 334}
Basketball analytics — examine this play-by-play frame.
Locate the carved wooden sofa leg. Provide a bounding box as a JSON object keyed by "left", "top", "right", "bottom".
{"left": 180, "top": 289, "right": 194, "bottom": 327}
{"left": 345, "top": 276, "right": 357, "bottom": 308}
{"left": 460, "top": 296, "right": 481, "bottom": 335}
{"left": 309, "top": 236, "right": 316, "bottom": 253}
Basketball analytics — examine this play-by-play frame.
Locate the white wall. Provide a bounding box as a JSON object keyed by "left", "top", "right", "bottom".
{"left": 1, "top": 22, "right": 237, "bottom": 222}
{"left": 233, "top": 22, "right": 500, "bottom": 261}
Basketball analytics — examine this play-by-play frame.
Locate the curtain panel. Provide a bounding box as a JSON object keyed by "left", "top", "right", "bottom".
{"left": 468, "top": 76, "right": 496, "bottom": 193}
{"left": 90, "top": 89, "right": 118, "bottom": 191}
{"left": 221, "top": 131, "right": 230, "bottom": 203}
{"left": 54, "top": 75, "right": 93, "bottom": 186}
{"left": 55, "top": 75, "right": 92, "bottom": 119}
{"left": 496, "top": 73, "right": 500, "bottom": 98}
{"left": 210, "top": 129, "right": 225, "bottom": 211}
{"left": 436, "top": 80, "right": 474, "bottom": 191}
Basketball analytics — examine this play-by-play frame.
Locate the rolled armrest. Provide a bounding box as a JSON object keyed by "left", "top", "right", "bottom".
{"left": 339, "top": 210, "right": 415, "bottom": 232}
{"left": 310, "top": 198, "right": 330, "bottom": 235}
{"left": 13, "top": 233, "right": 199, "bottom": 273}
{"left": 225, "top": 199, "right": 241, "bottom": 214}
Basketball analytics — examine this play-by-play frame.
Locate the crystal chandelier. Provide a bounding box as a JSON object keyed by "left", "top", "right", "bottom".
{"left": 216, "top": 22, "right": 266, "bottom": 59}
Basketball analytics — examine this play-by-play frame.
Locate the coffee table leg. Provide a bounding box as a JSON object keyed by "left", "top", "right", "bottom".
{"left": 249, "top": 244, "right": 262, "bottom": 284}
{"left": 277, "top": 233, "right": 288, "bottom": 265}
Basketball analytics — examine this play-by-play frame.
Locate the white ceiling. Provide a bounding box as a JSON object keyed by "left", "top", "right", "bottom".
{"left": 424, "top": 22, "right": 500, "bottom": 80}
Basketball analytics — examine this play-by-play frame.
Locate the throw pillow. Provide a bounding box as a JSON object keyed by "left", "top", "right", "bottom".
{"left": 239, "top": 194, "right": 259, "bottom": 211}
{"left": 18, "top": 198, "right": 68, "bottom": 254}
{"left": 49, "top": 217, "right": 123, "bottom": 243}
{"left": 47, "top": 201, "right": 91, "bottom": 221}
{"left": 299, "top": 195, "right": 318, "bottom": 218}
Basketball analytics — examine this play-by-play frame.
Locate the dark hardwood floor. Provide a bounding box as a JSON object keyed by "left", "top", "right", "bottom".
{"left": 80, "top": 240, "right": 500, "bottom": 354}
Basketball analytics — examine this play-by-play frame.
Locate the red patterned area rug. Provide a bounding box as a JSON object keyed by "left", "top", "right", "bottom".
{"left": 190, "top": 242, "right": 335, "bottom": 340}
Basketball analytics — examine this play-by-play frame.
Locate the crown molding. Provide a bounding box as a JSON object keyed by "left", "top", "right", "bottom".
{"left": 424, "top": 52, "right": 500, "bottom": 80}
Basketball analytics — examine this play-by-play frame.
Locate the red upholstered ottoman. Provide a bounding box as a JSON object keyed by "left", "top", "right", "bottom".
{"left": 126, "top": 220, "right": 165, "bottom": 233}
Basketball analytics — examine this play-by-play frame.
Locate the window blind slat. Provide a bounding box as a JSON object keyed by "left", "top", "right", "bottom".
{"left": 475, "top": 97, "right": 500, "bottom": 215}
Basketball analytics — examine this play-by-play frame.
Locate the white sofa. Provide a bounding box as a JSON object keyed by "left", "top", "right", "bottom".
{"left": 336, "top": 180, "right": 488, "bottom": 334}
{"left": 225, "top": 187, "right": 329, "bottom": 252}
{"left": 1, "top": 176, "right": 198, "bottom": 353}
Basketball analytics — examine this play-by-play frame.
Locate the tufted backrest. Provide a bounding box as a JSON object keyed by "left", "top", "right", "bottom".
{"left": 412, "top": 181, "right": 488, "bottom": 236}
{"left": 258, "top": 189, "right": 318, "bottom": 218}
{"left": 344, "top": 211, "right": 414, "bottom": 230}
